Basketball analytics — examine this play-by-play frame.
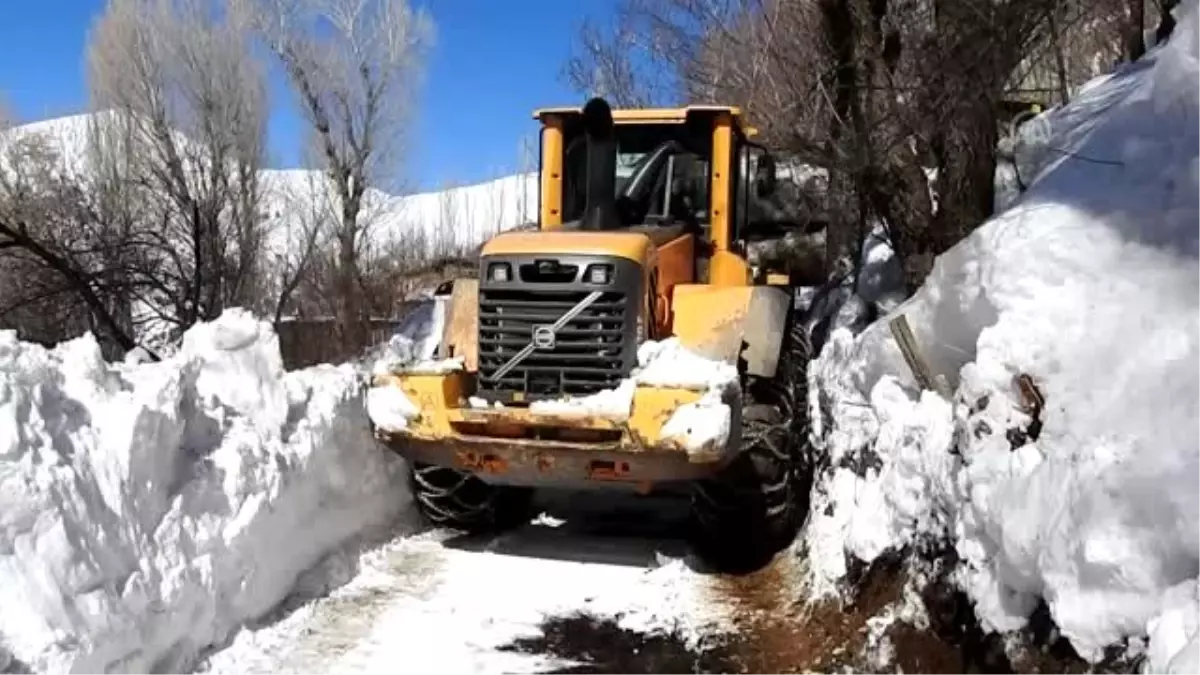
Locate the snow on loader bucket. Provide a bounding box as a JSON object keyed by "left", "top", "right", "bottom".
{"left": 369, "top": 96, "right": 811, "bottom": 573}
{"left": 370, "top": 352, "right": 739, "bottom": 488}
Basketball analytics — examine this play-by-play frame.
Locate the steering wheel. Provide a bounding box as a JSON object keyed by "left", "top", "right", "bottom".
{"left": 615, "top": 139, "right": 683, "bottom": 225}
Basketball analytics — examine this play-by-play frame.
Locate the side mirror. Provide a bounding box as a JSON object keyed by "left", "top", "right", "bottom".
{"left": 755, "top": 152, "right": 778, "bottom": 198}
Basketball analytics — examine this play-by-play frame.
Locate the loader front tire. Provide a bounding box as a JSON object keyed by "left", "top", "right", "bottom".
{"left": 689, "top": 321, "right": 811, "bottom": 574}
{"left": 409, "top": 462, "right": 534, "bottom": 534}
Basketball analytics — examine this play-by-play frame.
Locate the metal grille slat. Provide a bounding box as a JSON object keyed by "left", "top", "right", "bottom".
{"left": 479, "top": 312, "right": 625, "bottom": 325}
{"left": 480, "top": 298, "right": 625, "bottom": 311}
{"left": 480, "top": 336, "right": 622, "bottom": 347}
{"left": 479, "top": 352, "right": 620, "bottom": 364}
{"left": 476, "top": 285, "right": 636, "bottom": 401}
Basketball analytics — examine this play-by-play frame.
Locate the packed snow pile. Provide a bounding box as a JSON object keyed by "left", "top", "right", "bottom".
{"left": 525, "top": 336, "right": 739, "bottom": 456}
{"left": 533, "top": 337, "right": 740, "bottom": 458}
{"left": 527, "top": 379, "right": 638, "bottom": 420}
{"left": 527, "top": 338, "right": 738, "bottom": 415}
{"left": 802, "top": 1, "right": 1199, "bottom": 672}
{"left": 0, "top": 309, "right": 411, "bottom": 673}
{"left": 632, "top": 339, "right": 741, "bottom": 459}
{"left": 366, "top": 290, "right": 455, "bottom": 379}
{"left": 365, "top": 292, "right": 465, "bottom": 432}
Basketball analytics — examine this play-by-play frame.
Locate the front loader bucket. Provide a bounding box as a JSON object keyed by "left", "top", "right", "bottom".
{"left": 369, "top": 369, "right": 740, "bottom": 489}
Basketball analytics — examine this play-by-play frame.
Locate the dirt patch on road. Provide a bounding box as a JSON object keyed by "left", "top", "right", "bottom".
{"left": 498, "top": 614, "right": 740, "bottom": 673}
{"left": 500, "top": 548, "right": 1134, "bottom": 674}
{"left": 705, "top": 551, "right": 933, "bottom": 673}
{"left": 497, "top": 552, "right": 954, "bottom": 674}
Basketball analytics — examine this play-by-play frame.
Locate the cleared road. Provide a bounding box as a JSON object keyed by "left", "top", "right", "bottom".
{"left": 196, "top": 490, "right": 808, "bottom": 673}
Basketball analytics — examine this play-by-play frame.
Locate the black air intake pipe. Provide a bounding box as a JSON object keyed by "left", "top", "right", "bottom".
{"left": 581, "top": 97, "right": 618, "bottom": 231}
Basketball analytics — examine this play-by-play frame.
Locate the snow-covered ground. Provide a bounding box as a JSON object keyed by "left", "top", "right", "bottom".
{"left": 800, "top": 1, "right": 1199, "bottom": 671}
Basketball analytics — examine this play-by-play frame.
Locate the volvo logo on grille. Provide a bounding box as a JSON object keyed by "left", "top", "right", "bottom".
{"left": 532, "top": 324, "right": 556, "bottom": 349}
{"left": 486, "top": 291, "right": 603, "bottom": 383}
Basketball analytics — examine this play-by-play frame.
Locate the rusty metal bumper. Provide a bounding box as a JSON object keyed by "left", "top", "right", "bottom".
{"left": 370, "top": 371, "right": 739, "bottom": 489}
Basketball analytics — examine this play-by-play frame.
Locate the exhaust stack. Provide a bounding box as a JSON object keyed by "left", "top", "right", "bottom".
{"left": 580, "top": 97, "right": 618, "bottom": 231}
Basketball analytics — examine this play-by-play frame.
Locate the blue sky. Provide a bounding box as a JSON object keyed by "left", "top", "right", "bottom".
{"left": 0, "top": 0, "right": 610, "bottom": 192}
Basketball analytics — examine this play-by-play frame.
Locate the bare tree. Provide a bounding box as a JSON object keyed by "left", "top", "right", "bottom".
{"left": 267, "top": 171, "right": 326, "bottom": 322}
{"left": 488, "top": 176, "right": 509, "bottom": 244}
{"left": 565, "top": 0, "right": 1116, "bottom": 296}
{"left": 86, "top": 0, "right": 268, "bottom": 335}
{"left": 242, "top": 0, "right": 434, "bottom": 353}
{"left": 0, "top": 122, "right": 144, "bottom": 355}
{"left": 565, "top": 6, "right": 682, "bottom": 107}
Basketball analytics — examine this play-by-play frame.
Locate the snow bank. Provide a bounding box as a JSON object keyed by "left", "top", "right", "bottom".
{"left": 0, "top": 309, "right": 411, "bottom": 673}
{"left": 803, "top": 1, "right": 1199, "bottom": 669}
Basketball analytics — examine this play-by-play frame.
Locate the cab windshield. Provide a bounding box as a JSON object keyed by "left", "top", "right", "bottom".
{"left": 559, "top": 123, "right": 711, "bottom": 229}
{"left": 549, "top": 115, "right": 780, "bottom": 241}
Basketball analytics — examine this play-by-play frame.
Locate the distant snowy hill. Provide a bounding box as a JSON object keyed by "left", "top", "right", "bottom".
{"left": 257, "top": 169, "right": 537, "bottom": 257}
{"left": 3, "top": 112, "right": 539, "bottom": 259}
{"left": 1, "top": 113, "right": 95, "bottom": 171}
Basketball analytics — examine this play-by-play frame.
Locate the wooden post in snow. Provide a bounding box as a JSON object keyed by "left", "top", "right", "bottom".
{"left": 889, "top": 314, "right": 951, "bottom": 398}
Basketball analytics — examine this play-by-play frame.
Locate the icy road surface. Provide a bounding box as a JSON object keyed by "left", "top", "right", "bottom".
{"left": 197, "top": 490, "right": 803, "bottom": 673}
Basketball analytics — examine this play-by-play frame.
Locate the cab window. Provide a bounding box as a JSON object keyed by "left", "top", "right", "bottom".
{"left": 558, "top": 122, "right": 712, "bottom": 230}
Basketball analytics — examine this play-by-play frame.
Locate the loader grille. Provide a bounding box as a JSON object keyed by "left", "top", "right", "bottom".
{"left": 475, "top": 255, "right": 641, "bottom": 403}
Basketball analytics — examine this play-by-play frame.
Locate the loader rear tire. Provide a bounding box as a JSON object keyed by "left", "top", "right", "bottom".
{"left": 408, "top": 462, "right": 535, "bottom": 534}
{"left": 688, "top": 320, "right": 811, "bottom": 574}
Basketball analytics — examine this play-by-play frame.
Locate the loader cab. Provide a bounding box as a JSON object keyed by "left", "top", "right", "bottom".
{"left": 532, "top": 103, "right": 778, "bottom": 285}
{"left": 468, "top": 98, "right": 793, "bottom": 406}
{"left": 559, "top": 115, "right": 711, "bottom": 230}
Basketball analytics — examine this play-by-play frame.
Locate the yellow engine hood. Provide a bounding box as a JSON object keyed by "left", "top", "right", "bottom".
{"left": 480, "top": 230, "right": 654, "bottom": 265}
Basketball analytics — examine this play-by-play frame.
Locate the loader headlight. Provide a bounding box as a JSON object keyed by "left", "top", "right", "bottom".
{"left": 585, "top": 263, "right": 613, "bottom": 285}
{"left": 487, "top": 262, "right": 511, "bottom": 282}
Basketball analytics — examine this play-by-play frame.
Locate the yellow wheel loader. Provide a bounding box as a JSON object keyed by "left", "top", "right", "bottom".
{"left": 372, "top": 97, "right": 812, "bottom": 572}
